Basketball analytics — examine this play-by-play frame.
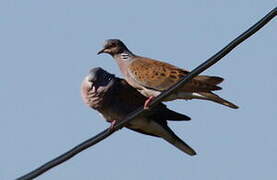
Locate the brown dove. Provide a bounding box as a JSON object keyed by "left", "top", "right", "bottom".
{"left": 97, "top": 39, "right": 238, "bottom": 109}
{"left": 81, "top": 67, "right": 196, "bottom": 156}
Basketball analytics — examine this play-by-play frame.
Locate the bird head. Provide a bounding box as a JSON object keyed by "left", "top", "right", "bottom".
{"left": 86, "top": 67, "right": 115, "bottom": 93}
{"left": 97, "top": 39, "right": 129, "bottom": 56}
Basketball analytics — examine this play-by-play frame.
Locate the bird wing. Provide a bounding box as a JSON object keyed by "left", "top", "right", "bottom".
{"left": 151, "top": 105, "right": 191, "bottom": 121}
{"left": 127, "top": 128, "right": 160, "bottom": 137}
{"left": 128, "top": 57, "right": 222, "bottom": 92}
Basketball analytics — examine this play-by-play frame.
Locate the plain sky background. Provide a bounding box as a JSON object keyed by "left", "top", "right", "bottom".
{"left": 1, "top": 1, "right": 276, "bottom": 180}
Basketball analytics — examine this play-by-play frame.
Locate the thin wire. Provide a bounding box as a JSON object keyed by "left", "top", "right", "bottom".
{"left": 16, "top": 7, "right": 276, "bottom": 180}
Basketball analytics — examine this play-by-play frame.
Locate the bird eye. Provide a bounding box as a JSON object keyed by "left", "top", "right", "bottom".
{"left": 111, "top": 41, "right": 119, "bottom": 47}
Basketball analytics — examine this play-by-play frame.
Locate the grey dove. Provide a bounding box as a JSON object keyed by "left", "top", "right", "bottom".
{"left": 81, "top": 67, "right": 196, "bottom": 156}
{"left": 97, "top": 39, "right": 239, "bottom": 109}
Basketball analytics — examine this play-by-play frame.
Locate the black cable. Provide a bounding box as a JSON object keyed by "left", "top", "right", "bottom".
{"left": 16, "top": 7, "right": 276, "bottom": 180}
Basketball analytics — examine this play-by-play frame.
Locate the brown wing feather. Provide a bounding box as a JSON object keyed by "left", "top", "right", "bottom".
{"left": 128, "top": 57, "right": 221, "bottom": 92}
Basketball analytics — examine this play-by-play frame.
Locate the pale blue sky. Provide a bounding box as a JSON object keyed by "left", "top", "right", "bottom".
{"left": 1, "top": 1, "right": 276, "bottom": 180}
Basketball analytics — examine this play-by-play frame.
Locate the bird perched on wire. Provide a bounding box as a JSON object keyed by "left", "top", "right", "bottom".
{"left": 97, "top": 39, "right": 239, "bottom": 109}
{"left": 81, "top": 67, "right": 196, "bottom": 156}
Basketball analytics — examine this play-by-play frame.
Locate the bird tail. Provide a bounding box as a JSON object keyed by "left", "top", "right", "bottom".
{"left": 162, "top": 126, "right": 196, "bottom": 156}
{"left": 197, "top": 92, "right": 239, "bottom": 109}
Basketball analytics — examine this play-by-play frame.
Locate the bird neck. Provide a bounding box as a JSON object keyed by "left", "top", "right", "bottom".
{"left": 113, "top": 50, "right": 134, "bottom": 61}
{"left": 113, "top": 51, "right": 134, "bottom": 78}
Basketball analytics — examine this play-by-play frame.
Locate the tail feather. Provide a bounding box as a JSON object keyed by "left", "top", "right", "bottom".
{"left": 162, "top": 126, "right": 196, "bottom": 156}
{"left": 198, "top": 92, "right": 239, "bottom": 109}
{"left": 141, "top": 120, "right": 196, "bottom": 156}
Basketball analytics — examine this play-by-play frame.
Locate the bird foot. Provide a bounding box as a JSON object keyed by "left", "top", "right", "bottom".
{"left": 109, "top": 120, "right": 117, "bottom": 131}
{"left": 144, "top": 96, "right": 155, "bottom": 109}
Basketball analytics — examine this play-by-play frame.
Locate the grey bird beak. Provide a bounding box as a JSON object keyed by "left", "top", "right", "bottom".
{"left": 97, "top": 48, "right": 105, "bottom": 55}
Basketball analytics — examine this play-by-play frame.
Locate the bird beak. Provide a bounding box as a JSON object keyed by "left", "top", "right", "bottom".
{"left": 97, "top": 48, "right": 106, "bottom": 55}
{"left": 88, "top": 81, "right": 98, "bottom": 93}
{"left": 91, "top": 85, "right": 98, "bottom": 93}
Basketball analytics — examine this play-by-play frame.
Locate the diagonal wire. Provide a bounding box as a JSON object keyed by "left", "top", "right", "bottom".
{"left": 16, "top": 7, "right": 276, "bottom": 180}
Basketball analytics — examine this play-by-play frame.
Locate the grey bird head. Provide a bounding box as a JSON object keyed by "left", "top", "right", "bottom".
{"left": 97, "top": 39, "right": 130, "bottom": 56}
{"left": 86, "top": 67, "right": 115, "bottom": 91}
{"left": 81, "top": 67, "right": 116, "bottom": 108}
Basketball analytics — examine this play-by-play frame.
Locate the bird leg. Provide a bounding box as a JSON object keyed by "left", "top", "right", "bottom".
{"left": 144, "top": 96, "right": 155, "bottom": 109}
